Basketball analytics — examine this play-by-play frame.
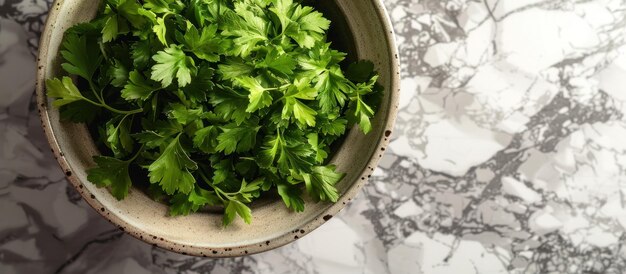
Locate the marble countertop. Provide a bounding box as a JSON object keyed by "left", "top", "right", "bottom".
{"left": 2, "top": 0, "right": 626, "bottom": 273}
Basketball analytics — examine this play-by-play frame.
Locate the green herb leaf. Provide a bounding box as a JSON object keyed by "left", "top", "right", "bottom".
{"left": 168, "top": 103, "right": 204, "bottom": 125}
{"left": 60, "top": 33, "right": 103, "bottom": 81}
{"left": 151, "top": 45, "right": 197, "bottom": 87}
{"left": 105, "top": 115, "right": 134, "bottom": 157}
{"left": 307, "top": 133, "right": 328, "bottom": 164}
{"left": 144, "top": 0, "right": 185, "bottom": 14}
{"left": 277, "top": 183, "right": 305, "bottom": 212}
{"left": 258, "top": 130, "right": 315, "bottom": 174}
{"left": 122, "top": 70, "right": 160, "bottom": 101}
{"left": 209, "top": 85, "right": 251, "bottom": 125}
{"left": 87, "top": 156, "right": 133, "bottom": 200}
{"left": 271, "top": 0, "right": 330, "bottom": 48}
{"left": 193, "top": 125, "right": 219, "bottom": 153}
{"left": 148, "top": 135, "right": 198, "bottom": 195}
{"left": 45, "top": 77, "right": 85, "bottom": 108}
{"left": 130, "top": 39, "right": 153, "bottom": 68}
{"left": 108, "top": 59, "right": 129, "bottom": 87}
{"left": 257, "top": 49, "right": 296, "bottom": 76}
{"left": 221, "top": 8, "right": 268, "bottom": 57}
{"left": 282, "top": 79, "right": 318, "bottom": 126}
{"left": 223, "top": 200, "right": 252, "bottom": 225}
{"left": 303, "top": 165, "right": 344, "bottom": 202}
{"left": 108, "top": 0, "right": 150, "bottom": 29}
{"left": 319, "top": 114, "right": 347, "bottom": 136}
{"left": 169, "top": 186, "right": 220, "bottom": 216}
{"left": 235, "top": 76, "right": 274, "bottom": 113}
{"left": 216, "top": 123, "right": 261, "bottom": 154}
{"left": 182, "top": 23, "right": 225, "bottom": 62}
{"left": 184, "top": 64, "right": 215, "bottom": 103}
{"left": 134, "top": 119, "right": 182, "bottom": 148}
{"left": 102, "top": 14, "right": 120, "bottom": 43}
{"left": 218, "top": 58, "right": 254, "bottom": 80}
{"left": 347, "top": 75, "right": 378, "bottom": 134}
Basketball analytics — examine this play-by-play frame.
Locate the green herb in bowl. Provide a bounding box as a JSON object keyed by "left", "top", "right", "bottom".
{"left": 45, "top": 0, "right": 382, "bottom": 226}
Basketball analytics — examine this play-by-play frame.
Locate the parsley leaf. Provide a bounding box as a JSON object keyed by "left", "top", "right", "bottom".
{"left": 105, "top": 115, "right": 134, "bottom": 157}
{"left": 134, "top": 119, "right": 182, "bottom": 148}
{"left": 184, "top": 64, "right": 215, "bottom": 103}
{"left": 211, "top": 158, "right": 233, "bottom": 185}
{"left": 209, "top": 85, "right": 251, "bottom": 125}
{"left": 122, "top": 70, "right": 160, "bottom": 101}
{"left": 60, "top": 33, "right": 103, "bottom": 81}
{"left": 221, "top": 7, "right": 269, "bottom": 57}
{"left": 216, "top": 122, "right": 261, "bottom": 154}
{"left": 257, "top": 49, "right": 296, "bottom": 76}
{"left": 286, "top": 5, "right": 330, "bottom": 48}
{"left": 223, "top": 200, "right": 252, "bottom": 225}
{"left": 347, "top": 75, "right": 379, "bottom": 134}
{"left": 107, "top": 0, "right": 151, "bottom": 30}
{"left": 108, "top": 59, "right": 129, "bottom": 87}
{"left": 277, "top": 183, "right": 305, "bottom": 212}
{"left": 258, "top": 130, "right": 315, "bottom": 174}
{"left": 169, "top": 186, "right": 220, "bottom": 216}
{"left": 102, "top": 14, "right": 123, "bottom": 43}
{"left": 307, "top": 133, "right": 329, "bottom": 164}
{"left": 167, "top": 103, "right": 204, "bottom": 125}
{"left": 45, "top": 77, "right": 85, "bottom": 107}
{"left": 298, "top": 44, "right": 350, "bottom": 112}
{"left": 87, "top": 156, "right": 133, "bottom": 200}
{"left": 218, "top": 58, "right": 254, "bottom": 80}
{"left": 153, "top": 16, "right": 169, "bottom": 45}
{"left": 193, "top": 125, "right": 219, "bottom": 153}
{"left": 130, "top": 39, "right": 153, "bottom": 69}
{"left": 235, "top": 76, "right": 274, "bottom": 113}
{"left": 151, "top": 45, "right": 197, "bottom": 87}
{"left": 144, "top": 0, "right": 185, "bottom": 14}
{"left": 181, "top": 23, "right": 225, "bottom": 62}
{"left": 282, "top": 79, "right": 318, "bottom": 126}
{"left": 148, "top": 135, "right": 198, "bottom": 195}
{"left": 318, "top": 113, "right": 347, "bottom": 136}
{"left": 303, "top": 165, "right": 344, "bottom": 202}
{"left": 271, "top": 0, "right": 330, "bottom": 48}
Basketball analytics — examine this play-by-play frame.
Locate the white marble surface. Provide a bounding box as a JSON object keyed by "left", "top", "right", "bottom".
{"left": 2, "top": 0, "right": 626, "bottom": 273}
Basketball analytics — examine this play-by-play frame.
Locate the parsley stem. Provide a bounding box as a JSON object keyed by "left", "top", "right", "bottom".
{"left": 81, "top": 96, "right": 143, "bottom": 115}
{"left": 101, "top": 104, "right": 144, "bottom": 115}
{"left": 264, "top": 84, "right": 289, "bottom": 92}
{"left": 84, "top": 79, "right": 143, "bottom": 115}
{"left": 98, "top": 42, "right": 109, "bottom": 61}
{"left": 82, "top": 95, "right": 143, "bottom": 114}
{"left": 126, "top": 144, "right": 145, "bottom": 163}
{"left": 214, "top": 187, "right": 233, "bottom": 201}
{"left": 198, "top": 170, "right": 232, "bottom": 201}
{"left": 87, "top": 79, "right": 103, "bottom": 102}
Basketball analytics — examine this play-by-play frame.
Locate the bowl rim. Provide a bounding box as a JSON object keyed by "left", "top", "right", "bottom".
{"left": 35, "top": 0, "right": 400, "bottom": 257}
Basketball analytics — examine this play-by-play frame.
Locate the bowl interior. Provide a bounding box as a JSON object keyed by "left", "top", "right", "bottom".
{"left": 37, "top": 0, "right": 398, "bottom": 256}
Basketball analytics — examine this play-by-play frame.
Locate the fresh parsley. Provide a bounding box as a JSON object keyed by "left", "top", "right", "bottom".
{"left": 46, "top": 0, "right": 382, "bottom": 226}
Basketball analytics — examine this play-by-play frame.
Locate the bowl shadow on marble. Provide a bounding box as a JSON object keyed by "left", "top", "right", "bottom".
{"left": 35, "top": 0, "right": 400, "bottom": 257}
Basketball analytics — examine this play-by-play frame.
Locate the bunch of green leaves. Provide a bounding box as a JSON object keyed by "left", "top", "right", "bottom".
{"left": 46, "top": 0, "right": 382, "bottom": 226}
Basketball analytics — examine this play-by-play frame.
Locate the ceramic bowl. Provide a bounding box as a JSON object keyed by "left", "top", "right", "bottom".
{"left": 36, "top": 0, "right": 399, "bottom": 257}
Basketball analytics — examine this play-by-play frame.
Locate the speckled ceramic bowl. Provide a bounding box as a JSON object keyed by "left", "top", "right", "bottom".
{"left": 36, "top": 0, "right": 399, "bottom": 257}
